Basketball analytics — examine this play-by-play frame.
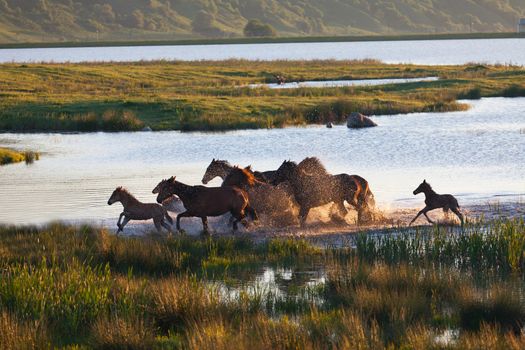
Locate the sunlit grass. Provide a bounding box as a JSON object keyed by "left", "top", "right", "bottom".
{"left": 0, "top": 219, "right": 524, "bottom": 348}
{"left": 1, "top": 60, "right": 523, "bottom": 131}
{"left": 0, "top": 147, "right": 40, "bottom": 165}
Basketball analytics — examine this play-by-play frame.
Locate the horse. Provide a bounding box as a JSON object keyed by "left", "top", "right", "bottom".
{"left": 152, "top": 176, "right": 257, "bottom": 233}
{"left": 222, "top": 166, "right": 299, "bottom": 226}
{"left": 202, "top": 158, "right": 276, "bottom": 184}
{"left": 409, "top": 180, "right": 464, "bottom": 226}
{"left": 107, "top": 186, "right": 173, "bottom": 234}
{"left": 271, "top": 157, "right": 375, "bottom": 225}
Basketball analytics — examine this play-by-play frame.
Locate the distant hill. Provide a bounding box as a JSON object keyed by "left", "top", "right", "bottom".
{"left": 0, "top": 0, "right": 524, "bottom": 43}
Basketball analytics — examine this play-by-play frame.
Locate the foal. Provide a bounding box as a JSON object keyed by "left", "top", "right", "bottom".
{"left": 410, "top": 180, "right": 464, "bottom": 226}
{"left": 107, "top": 187, "right": 174, "bottom": 234}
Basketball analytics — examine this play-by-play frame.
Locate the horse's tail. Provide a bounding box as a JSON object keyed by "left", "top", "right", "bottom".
{"left": 352, "top": 175, "right": 374, "bottom": 209}
{"left": 164, "top": 210, "right": 174, "bottom": 224}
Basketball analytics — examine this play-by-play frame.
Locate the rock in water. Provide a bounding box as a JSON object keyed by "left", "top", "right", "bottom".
{"left": 141, "top": 126, "right": 153, "bottom": 132}
{"left": 346, "top": 112, "right": 377, "bottom": 128}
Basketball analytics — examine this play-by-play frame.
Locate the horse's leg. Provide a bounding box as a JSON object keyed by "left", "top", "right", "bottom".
{"left": 230, "top": 209, "right": 245, "bottom": 232}
{"left": 160, "top": 219, "right": 173, "bottom": 234}
{"left": 410, "top": 207, "right": 428, "bottom": 226}
{"left": 116, "top": 212, "right": 126, "bottom": 232}
{"left": 201, "top": 217, "right": 209, "bottom": 233}
{"left": 299, "top": 206, "right": 310, "bottom": 227}
{"left": 451, "top": 206, "right": 464, "bottom": 226}
{"left": 153, "top": 217, "right": 162, "bottom": 233}
{"left": 423, "top": 210, "right": 435, "bottom": 224}
{"left": 119, "top": 216, "right": 131, "bottom": 233}
{"left": 176, "top": 211, "right": 190, "bottom": 231}
{"left": 332, "top": 201, "right": 347, "bottom": 224}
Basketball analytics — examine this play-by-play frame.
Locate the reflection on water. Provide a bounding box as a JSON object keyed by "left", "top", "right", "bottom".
{"left": 248, "top": 77, "right": 438, "bottom": 89}
{"left": 0, "top": 97, "right": 524, "bottom": 225}
{"left": 1, "top": 39, "right": 525, "bottom": 65}
{"left": 216, "top": 266, "right": 327, "bottom": 313}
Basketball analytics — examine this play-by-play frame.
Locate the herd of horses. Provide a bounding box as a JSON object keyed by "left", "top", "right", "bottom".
{"left": 108, "top": 157, "right": 464, "bottom": 234}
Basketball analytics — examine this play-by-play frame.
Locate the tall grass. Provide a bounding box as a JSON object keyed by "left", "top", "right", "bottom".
{"left": 1, "top": 220, "right": 525, "bottom": 348}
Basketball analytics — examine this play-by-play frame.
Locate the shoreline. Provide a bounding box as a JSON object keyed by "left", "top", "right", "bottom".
{"left": 17, "top": 201, "right": 522, "bottom": 240}
{"left": 1, "top": 32, "right": 523, "bottom": 50}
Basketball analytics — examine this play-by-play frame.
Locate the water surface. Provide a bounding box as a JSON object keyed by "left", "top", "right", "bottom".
{"left": 0, "top": 97, "right": 524, "bottom": 225}
{"left": 248, "top": 77, "right": 438, "bottom": 89}
{"left": 1, "top": 38, "right": 524, "bottom": 65}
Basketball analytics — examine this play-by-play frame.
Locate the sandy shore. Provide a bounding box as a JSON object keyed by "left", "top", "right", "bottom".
{"left": 83, "top": 197, "right": 524, "bottom": 242}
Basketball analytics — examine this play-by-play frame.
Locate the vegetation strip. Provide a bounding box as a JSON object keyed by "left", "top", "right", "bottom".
{"left": 0, "top": 147, "right": 39, "bottom": 165}
{"left": 0, "top": 219, "right": 524, "bottom": 348}
{"left": 1, "top": 32, "right": 524, "bottom": 49}
{"left": 1, "top": 60, "right": 524, "bottom": 132}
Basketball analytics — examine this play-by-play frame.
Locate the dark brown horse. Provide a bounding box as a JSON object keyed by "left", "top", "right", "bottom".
{"left": 222, "top": 166, "right": 298, "bottom": 226}
{"left": 271, "top": 157, "right": 375, "bottom": 225}
{"left": 202, "top": 159, "right": 276, "bottom": 184}
{"left": 152, "top": 176, "right": 257, "bottom": 233}
{"left": 107, "top": 187, "right": 173, "bottom": 234}
{"left": 410, "top": 180, "right": 464, "bottom": 226}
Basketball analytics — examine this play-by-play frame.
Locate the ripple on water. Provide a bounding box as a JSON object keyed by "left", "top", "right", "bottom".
{"left": 0, "top": 97, "right": 524, "bottom": 225}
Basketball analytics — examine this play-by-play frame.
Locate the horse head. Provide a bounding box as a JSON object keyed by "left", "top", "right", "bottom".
{"left": 202, "top": 158, "right": 228, "bottom": 184}
{"left": 413, "top": 179, "right": 431, "bottom": 195}
{"left": 107, "top": 186, "right": 123, "bottom": 205}
{"left": 272, "top": 160, "right": 297, "bottom": 185}
{"left": 153, "top": 176, "right": 176, "bottom": 203}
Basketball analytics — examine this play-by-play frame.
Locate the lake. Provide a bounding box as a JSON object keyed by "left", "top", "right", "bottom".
{"left": 0, "top": 97, "right": 524, "bottom": 225}
{"left": 1, "top": 38, "right": 524, "bottom": 65}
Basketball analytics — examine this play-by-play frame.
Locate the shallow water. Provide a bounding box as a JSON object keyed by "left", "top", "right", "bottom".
{"left": 248, "top": 77, "right": 438, "bottom": 89}
{"left": 0, "top": 97, "right": 524, "bottom": 225}
{"left": 1, "top": 38, "right": 525, "bottom": 65}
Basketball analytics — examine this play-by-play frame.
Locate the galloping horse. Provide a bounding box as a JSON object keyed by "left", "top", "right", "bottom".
{"left": 107, "top": 186, "right": 173, "bottom": 234}
{"left": 153, "top": 176, "right": 257, "bottom": 233}
{"left": 222, "top": 166, "right": 298, "bottom": 226}
{"left": 410, "top": 180, "right": 464, "bottom": 226}
{"left": 272, "top": 157, "right": 375, "bottom": 225}
{"left": 202, "top": 159, "right": 276, "bottom": 184}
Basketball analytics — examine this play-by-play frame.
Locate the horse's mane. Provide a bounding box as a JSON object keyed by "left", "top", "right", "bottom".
{"left": 116, "top": 186, "right": 139, "bottom": 201}
{"left": 297, "top": 157, "right": 329, "bottom": 176}
{"left": 213, "top": 159, "right": 232, "bottom": 167}
{"left": 226, "top": 166, "right": 256, "bottom": 186}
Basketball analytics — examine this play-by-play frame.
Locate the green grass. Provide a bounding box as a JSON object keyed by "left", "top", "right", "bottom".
{"left": 0, "top": 147, "right": 39, "bottom": 165}
{"left": 1, "top": 60, "right": 524, "bottom": 132}
{"left": 1, "top": 219, "right": 525, "bottom": 348}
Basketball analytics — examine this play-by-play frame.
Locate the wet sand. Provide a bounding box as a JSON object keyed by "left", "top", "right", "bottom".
{"left": 71, "top": 198, "right": 525, "bottom": 243}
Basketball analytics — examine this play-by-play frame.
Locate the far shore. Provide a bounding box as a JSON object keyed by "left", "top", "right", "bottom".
{"left": 0, "top": 32, "right": 523, "bottom": 50}
{"left": 1, "top": 60, "right": 524, "bottom": 133}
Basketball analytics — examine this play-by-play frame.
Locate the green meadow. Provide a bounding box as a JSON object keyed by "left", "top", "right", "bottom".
{"left": 1, "top": 219, "right": 525, "bottom": 349}
{"left": 1, "top": 60, "right": 524, "bottom": 132}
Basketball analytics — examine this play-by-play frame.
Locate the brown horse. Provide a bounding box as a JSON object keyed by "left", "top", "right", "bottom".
{"left": 410, "top": 180, "right": 464, "bottom": 226}
{"left": 272, "top": 157, "right": 375, "bottom": 225}
{"left": 107, "top": 187, "right": 173, "bottom": 234}
{"left": 222, "top": 166, "right": 299, "bottom": 226}
{"left": 152, "top": 176, "right": 257, "bottom": 233}
{"left": 202, "top": 159, "right": 276, "bottom": 184}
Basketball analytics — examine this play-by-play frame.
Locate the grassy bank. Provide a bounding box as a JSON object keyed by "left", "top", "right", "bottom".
{"left": 1, "top": 32, "right": 523, "bottom": 49}
{"left": 0, "top": 60, "right": 524, "bottom": 132}
{"left": 0, "top": 147, "right": 39, "bottom": 165}
{"left": 1, "top": 219, "right": 525, "bottom": 348}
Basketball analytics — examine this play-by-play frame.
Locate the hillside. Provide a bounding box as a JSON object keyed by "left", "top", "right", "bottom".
{"left": 0, "top": 0, "right": 524, "bottom": 43}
